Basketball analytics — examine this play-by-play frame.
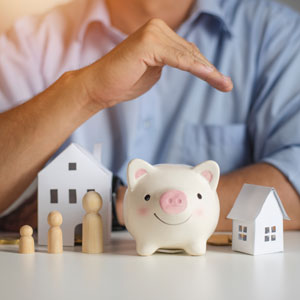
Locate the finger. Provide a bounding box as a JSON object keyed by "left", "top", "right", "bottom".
{"left": 150, "top": 20, "right": 233, "bottom": 91}
{"left": 155, "top": 21, "right": 215, "bottom": 68}
{"left": 141, "top": 20, "right": 232, "bottom": 91}
{"left": 155, "top": 46, "right": 233, "bottom": 92}
{"left": 140, "top": 19, "right": 209, "bottom": 67}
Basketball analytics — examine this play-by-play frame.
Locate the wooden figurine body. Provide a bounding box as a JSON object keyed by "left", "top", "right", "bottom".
{"left": 48, "top": 211, "right": 63, "bottom": 253}
{"left": 19, "top": 225, "right": 35, "bottom": 254}
{"left": 82, "top": 191, "right": 103, "bottom": 254}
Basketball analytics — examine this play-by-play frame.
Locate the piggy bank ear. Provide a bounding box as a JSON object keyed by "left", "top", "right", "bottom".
{"left": 193, "top": 160, "right": 220, "bottom": 191}
{"left": 127, "top": 159, "right": 155, "bottom": 191}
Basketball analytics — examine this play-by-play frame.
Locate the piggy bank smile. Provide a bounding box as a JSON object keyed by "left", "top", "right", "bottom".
{"left": 124, "top": 159, "right": 220, "bottom": 256}
{"left": 153, "top": 212, "right": 192, "bottom": 226}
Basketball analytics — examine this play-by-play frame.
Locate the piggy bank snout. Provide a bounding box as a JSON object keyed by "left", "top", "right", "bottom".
{"left": 159, "top": 190, "right": 187, "bottom": 215}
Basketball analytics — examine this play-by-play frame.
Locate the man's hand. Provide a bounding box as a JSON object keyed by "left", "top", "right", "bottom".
{"left": 81, "top": 18, "right": 233, "bottom": 110}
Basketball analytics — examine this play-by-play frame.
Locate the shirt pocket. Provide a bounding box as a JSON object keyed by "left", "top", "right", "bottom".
{"left": 182, "top": 123, "right": 252, "bottom": 173}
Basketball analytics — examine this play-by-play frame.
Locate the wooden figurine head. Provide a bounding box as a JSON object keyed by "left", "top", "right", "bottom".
{"left": 20, "top": 225, "right": 33, "bottom": 237}
{"left": 82, "top": 191, "right": 103, "bottom": 213}
{"left": 47, "top": 211, "right": 63, "bottom": 227}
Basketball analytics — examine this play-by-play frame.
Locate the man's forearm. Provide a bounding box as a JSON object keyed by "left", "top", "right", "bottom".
{"left": 0, "top": 71, "right": 100, "bottom": 213}
{"left": 216, "top": 163, "right": 300, "bottom": 231}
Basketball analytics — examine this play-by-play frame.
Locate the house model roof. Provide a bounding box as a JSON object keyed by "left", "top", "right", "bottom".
{"left": 227, "top": 184, "right": 290, "bottom": 221}
{"left": 71, "top": 143, "right": 111, "bottom": 176}
{"left": 39, "top": 143, "right": 112, "bottom": 176}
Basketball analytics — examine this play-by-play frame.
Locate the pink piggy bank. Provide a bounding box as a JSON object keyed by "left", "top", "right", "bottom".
{"left": 124, "top": 159, "right": 220, "bottom": 256}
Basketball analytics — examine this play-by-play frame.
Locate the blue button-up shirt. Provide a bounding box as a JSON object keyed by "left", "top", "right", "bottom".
{"left": 1, "top": 0, "right": 300, "bottom": 195}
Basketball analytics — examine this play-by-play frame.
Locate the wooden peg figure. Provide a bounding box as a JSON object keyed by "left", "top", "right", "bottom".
{"left": 19, "top": 225, "right": 35, "bottom": 254}
{"left": 48, "top": 211, "right": 63, "bottom": 254}
{"left": 82, "top": 191, "right": 103, "bottom": 254}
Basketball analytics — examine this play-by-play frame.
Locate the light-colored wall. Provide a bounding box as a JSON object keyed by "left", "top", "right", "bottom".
{"left": 0, "top": 0, "right": 299, "bottom": 34}
{"left": 0, "top": 0, "right": 71, "bottom": 34}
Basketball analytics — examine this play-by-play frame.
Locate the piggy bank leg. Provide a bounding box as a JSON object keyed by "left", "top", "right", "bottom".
{"left": 136, "top": 242, "right": 158, "bottom": 256}
{"left": 184, "top": 240, "right": 207, "bottom": 256}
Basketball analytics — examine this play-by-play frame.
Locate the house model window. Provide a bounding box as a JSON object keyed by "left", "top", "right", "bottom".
{"left": 50, "top": 189, "right": 58, "bottom": 203}
{"left": 238, "top": 225, "right": 247, "bottom": 241}
{"left": 265, "top": 226, "right": 276, "bottom": 242}
{"left": 68, "top": 162, "right": 77, "bottom": 170}
{"left": 69, "top": 189, "right": 77, "bottom": 203}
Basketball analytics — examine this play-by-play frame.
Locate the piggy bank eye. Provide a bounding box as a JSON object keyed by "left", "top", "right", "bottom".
{"left": 197, "top": 193, "right": 202, "bottom": 200}
{"left": 144, "top": 194, "right": 151, "bottom": 201}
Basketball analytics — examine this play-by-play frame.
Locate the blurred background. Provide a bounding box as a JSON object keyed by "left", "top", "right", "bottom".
{"left": 0, "top": 0, "right": 71, "bottom": 33}
{"left": 0, "top": 0, "right": 299, "bottom": 34}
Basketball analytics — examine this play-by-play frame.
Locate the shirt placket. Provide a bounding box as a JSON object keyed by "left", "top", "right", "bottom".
{"left": 131, "top": 89, "right": 158, "bottom": 162}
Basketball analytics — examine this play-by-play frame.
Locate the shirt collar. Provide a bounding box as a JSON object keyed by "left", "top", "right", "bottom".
{"left": 77, "top": 0, "right": 112, "bottom": 42}
{"left": 77, "top": 0, "right": 233, "bottom": 41}
{"left": 189, "top": 0, "right": 233, "bottom": 36}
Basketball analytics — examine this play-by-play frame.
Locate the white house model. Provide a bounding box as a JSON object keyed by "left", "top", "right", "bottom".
{"left": 38, "top": 143, "right": 112, "bottom": 246}
{"left": 227, "top": 184, "right": 290, "bottom": 255}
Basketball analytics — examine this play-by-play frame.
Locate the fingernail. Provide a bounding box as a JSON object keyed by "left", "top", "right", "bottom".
{"left": 222, "top": 75, "right": 233, "bottom": 91}
{"left": 222, "top": 75, "right": 232, "bottom": 83}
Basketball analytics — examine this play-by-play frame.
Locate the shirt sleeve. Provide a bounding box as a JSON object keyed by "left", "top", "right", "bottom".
{"left": 0, "top": 16, "right": 45, "bottom": 113}
{"left": 248, "top": 8, "right": 300, "bottom": 195}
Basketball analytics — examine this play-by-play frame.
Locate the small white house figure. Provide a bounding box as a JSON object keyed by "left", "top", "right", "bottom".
{"left": 227, "top": 184, "right": 290, "bottom": 255}
{"left": 38, "top": 143, "right": 112, "bottom": 246}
